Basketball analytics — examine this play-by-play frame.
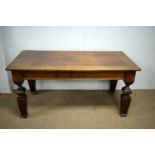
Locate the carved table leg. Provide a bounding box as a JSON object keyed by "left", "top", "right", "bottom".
{"left": 120, "top": 71, "right": 136, "bottom": 117}
{"left": 110, "top": 80, "right": 117, "bottom": 92}
{"left": 28, "top": 80, "right": 37, "bottom": 94}
{"left": 120, "top": 86, "right": 132, "bottom": 116}
{"left": 12, "top": 71, "right": 28, "bottom": 118}
{"left": 16, "top": 84, "right": 27, "bottom": 118}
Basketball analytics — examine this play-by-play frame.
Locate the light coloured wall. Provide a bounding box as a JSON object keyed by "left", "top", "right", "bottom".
{"left": 0, "top": 28, "right": 11, "bottom": 93}
{"left": 1, "top": 26, "right": 155, "bottom": 92}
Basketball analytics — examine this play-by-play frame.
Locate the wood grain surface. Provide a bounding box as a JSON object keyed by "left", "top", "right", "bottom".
{"left": 6, "top": 50, "right": 141, "bottom": 71}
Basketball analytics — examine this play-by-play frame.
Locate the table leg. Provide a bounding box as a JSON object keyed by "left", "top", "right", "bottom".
{"left": 120, "top": 86, "right": 132, "bottom": 116}
{"left": 12, "top": 71, "right": 28, "bottom": 118}
{"left": 120, "top": 72, "right": 135, "bottom": 116}
{"left": 109, "top": 80, "right": 117, "bottom": 92}
{"left": 28, "top": 80, "right": 37, "bottom": 94}
{"left": 15, "top": 82, "right": 28, "bottom": 118}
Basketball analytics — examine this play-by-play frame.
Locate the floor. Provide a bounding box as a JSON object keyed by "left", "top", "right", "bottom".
{"left": 0, "top": 90, "right": 155, "bottom": 129}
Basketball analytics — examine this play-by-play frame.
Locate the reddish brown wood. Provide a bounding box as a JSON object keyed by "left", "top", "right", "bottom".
{"left": 12, "top": 71, "right": 27, "bottom": 118}
{"left": 120, "top": 71, "right": 136, "bottom": 116}
{"left": 6, "top": 51, "right": 141, "bottom": 71}
{"left": 6, "top": 51, "right": 141, "bottom": 118}
{"left": 22, "top": 71, "right": 125, "bottom": 80}
{"left": 28, "top": 80, "right": 36, "bottom": 94}
{"left": 16, "top": 85, "right": 27, "bottom": 118}
{"left": 109, "top": 80, "right": 117, "bottom": 92}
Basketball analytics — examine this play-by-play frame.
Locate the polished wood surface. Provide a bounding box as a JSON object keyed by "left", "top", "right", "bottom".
{"left": 6, "top": 50, "right": 141, "bottom": 71}
{"left": 6, "top": 50, "right": 141, "bottom": 118}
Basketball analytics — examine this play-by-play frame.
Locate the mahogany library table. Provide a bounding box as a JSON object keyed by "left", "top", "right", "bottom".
{"left": 6, "top": 50, "right": 141, "bottom": 118}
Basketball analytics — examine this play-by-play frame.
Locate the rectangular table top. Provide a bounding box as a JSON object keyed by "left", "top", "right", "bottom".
{"left": 6, "top": 50, "right": 141, "bottom": 71}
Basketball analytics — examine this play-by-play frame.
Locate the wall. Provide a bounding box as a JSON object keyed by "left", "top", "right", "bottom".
{"left": 0, "top": 28, "right": 11, "bottom": 93}
{"left": 1, "top": 26, "right": 155, "bottom": 92}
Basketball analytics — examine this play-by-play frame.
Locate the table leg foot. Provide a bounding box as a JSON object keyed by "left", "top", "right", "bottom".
{"left": 21, "top": 114, "right": 28, "bottom": 118}
{"left": 120, "top": 113, "right": 127, "bottom": 117}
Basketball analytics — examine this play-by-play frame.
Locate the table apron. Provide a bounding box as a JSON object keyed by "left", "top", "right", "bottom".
{"left": 17, "top": 71, "right": 126, "bottom": 80}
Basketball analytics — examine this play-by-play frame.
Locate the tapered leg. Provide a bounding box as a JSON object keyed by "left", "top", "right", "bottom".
{"left": 28, "top": 80, "right": 36, "bottom": 94}
{"left": 12, "top": 71, "right": 28, "bottom": 118}
{"left": 16, "top": 85, "right": 28, "bottom": 118}
{"left": 110, "top": 80, "right": 117, "bottom": 92}
{"left": 120, "top": 71, "right": 136, "bottom": 117}
{"left": 120, "top": 86, "right": 132, "bottom": 116}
